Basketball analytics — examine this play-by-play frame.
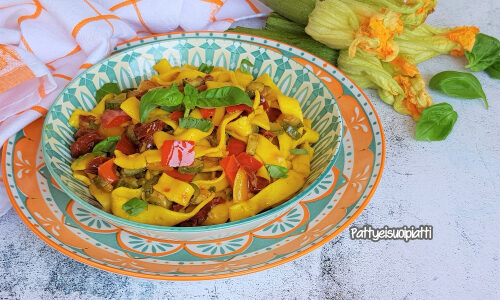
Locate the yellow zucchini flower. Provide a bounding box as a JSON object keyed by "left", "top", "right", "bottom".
{"left": 338, "top": 49, "right": 433, "bottom": 119}
{"left": 358, "top": 0, "right": 437, "bottom": 28}
{"left": 396, "top": 24, "right": 480, "bottom": 64}
{"left": 306, "top": 0, "right": 404, "bottom": 61}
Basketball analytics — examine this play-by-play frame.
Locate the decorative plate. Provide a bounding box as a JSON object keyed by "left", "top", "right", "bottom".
{"left": 41, "top": 33, "right": 343, "bottom": 241}
{"left": 2, "top": 32, "right": 385, "bottom": 280}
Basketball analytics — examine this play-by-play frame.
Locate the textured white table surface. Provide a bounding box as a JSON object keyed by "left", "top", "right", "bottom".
{"left": 1, "top": 1, "right": 499, "bottom": 299}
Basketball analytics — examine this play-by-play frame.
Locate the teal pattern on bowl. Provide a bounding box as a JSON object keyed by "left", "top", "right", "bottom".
{"left": 42, "top": 33, "right": 343, "bottom": 241}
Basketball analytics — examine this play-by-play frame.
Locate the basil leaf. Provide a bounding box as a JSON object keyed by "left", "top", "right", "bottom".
{"left": 161, "top": 104, "right": 183, "bottom": 112}
{"left": 178, "top": 117, "right": 213, "bottom": 132}
{"left": 182, "top": 84, "right": 199, "bottom": 117}
{"left": 96, "top": 83, "right": 120, "bottom": 102}
{"left": 486, "top": 56, "right": 500, "bottom": 79}
{"left": 465, "top": 33, "right": 500, "bottom": 72}
{"left": 122, "top": 197, "right": 147, "bottom": 216}
{"left": 196, "top": 86, "right": 252, "bottom": 108}
{"left": 198, "top": 63, "right": 214, "bottom": 74}
{"left": 265, "top": 164, "right": 288, "bottom": 178}
{"left": 92, "top": 136, "right": 121, "bottom": 154}
{"left": 429, "top": 71, "right": 488, "bottom": 108}
{"left": 139, "top": 85, "right": 184, "bottom": 122}
{"left": 239, "top": 58, "right": 254, "bottom": 74}
{"left": 290, "top": 148, "right": 308, "bottom": 155}
{"left": 415, "top": 103, "right": 458, "bottom": 141}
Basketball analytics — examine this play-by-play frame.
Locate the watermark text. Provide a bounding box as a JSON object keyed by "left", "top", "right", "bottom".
{"left": 350, "top": 225, "right": 433, "bottom": 242}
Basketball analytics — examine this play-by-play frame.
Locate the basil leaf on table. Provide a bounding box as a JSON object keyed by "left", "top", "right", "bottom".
{"left": 182, "top": 84, "right": 199, "bottom": 117}
{"left": 92, "top": 136, "right": 121, "bottom": 155}
{"left": 429, "top": 71, "right": 488, "bottom": 108}
{"left": 96, "top": 83, "right": 120, "bottom": 102}
{"left": 465, "top": 33, "right": 500, "bottom": 72}
{"left": 178, "top": 117, "right": 213, "bottom": 132}
{"left": 265, "top": 164, "right": 288, "bottom": 178}
{"left": 139, "top": 85, "right": 184, "bottom": 122}
{"left": 290, "top": 148, "right": 308, "bottom": 155}
{"left": 122, "top": 197, "right": 148, "bottom": 216}
{"left": 239, "top": 58, "right": 254, "bottom": 74}
{"left": 198, "top": 63, "right": 214, "bottom": 74}
{"left": 486, "top": 57, "right": 500, "bottom": 79}
{"left": 196, "top": 86, "right": 252, "bottom": 108}
{"left": 415, "top": 103, "right": 458, "bottom": 141}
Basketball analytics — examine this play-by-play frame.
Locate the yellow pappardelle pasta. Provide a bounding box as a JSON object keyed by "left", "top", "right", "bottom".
{"left": 68, "top": 59, "right": 319, "bottom": 226}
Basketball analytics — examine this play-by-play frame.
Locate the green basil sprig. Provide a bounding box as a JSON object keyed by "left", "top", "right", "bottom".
{"left": 139, "top": 84, "right": 184, "bottom": 122}
{"left": 198, "top": 63, "right": 214, "bottom": 74}
{"left": 429, "top": 71, "right": 488, "bottom": 108}
{"left": 92, "top": 136, "right": 121, "bottom": 155}
{"left": 196, "top": 86, "right": 252, "bottom": 108}
{"left": 122, "top": 197, "right": 147, "bottom": 216}
{"left": 182, "top": 84, "right": 198, "bottom": 117}
{"left": 415, "top": 103, "right": 458, "bottom": 141}
{"left": 265, "top": 164, "right": 288, "bottom": 178}
{"left": 239, "top": 59, "right": 254, "bottom": 74}
{"left": 486, "top": 57, "right": 500, "bottom": 79}
{"left": 465, "top": 33, "right": 500, "bottom": 72}
{"left": 139, "top": 84, "right": 252, "bottom": 122}
{"left": 96, "top": 83, "right": 120, "bottom": 102}
{"left": 179, "top": 117, "right": 213, "bottom": 132}
{"left": 290, "top": 148, "right": 308, "bottom": 155}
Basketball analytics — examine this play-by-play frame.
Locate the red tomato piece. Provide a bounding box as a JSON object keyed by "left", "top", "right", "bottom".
{"left": 220, "top": 155, "right": 240, "bottom": 187}
{"left": 227, "top": 137, "right": 247, "bottom": 156}
{"left": 115, "top": 133, "right": 136, "bottom": 155}
{"left": 170, "top": 110, "right": 183, "bottom": 122}
{"left": 164, "top": 169, "right": 195, "bottom": 182}
{"left": 97, "top": 158, "right": 118, "bottom": 184}
{"left": 100, "top": 110, "right": 131, "bottom": 128}
{"left": 161, "top": 140, "right": 195, "bottom": 167}
{"left": 200, "top": 108, "right": 215, "bottom": 119}
{"left": 236, "top": 152, "right": 263, "bottom": 173}
{"left": 226, "top": 104, "right": 253, "bottom": 114}
{"left": 247, "top": 171, "right": 270, "bottom": 193}
{"left": 259, "top": 128, "right": 276, "bottom": 138}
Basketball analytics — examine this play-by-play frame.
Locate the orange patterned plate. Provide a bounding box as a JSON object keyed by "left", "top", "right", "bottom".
{"left": 2, "top": 35, "right": 385, "bottom": 279}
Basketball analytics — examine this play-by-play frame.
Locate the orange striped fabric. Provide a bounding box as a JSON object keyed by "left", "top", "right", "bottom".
{"left": 20, "top": 35, "right": 34, "bottom": 53}
{"left": 201, "top": 0, "right": 224, "bottom": 6}
{"left": 17, "top": 0, "right": 43, "bottom": 25}
{"left": 37, "top": 77, "right": 46, "bottom": 98}
{"left": 83, "top": 0, "right": 115, "bottom": 34}
{"left": 30, "top": 105, "right": 48, "bottom": 115}
{"left": 109, "top": 0, "right": 140, "bottom": 12}
{"left": 0, "top": 45, "right": 35, "bottom": 94}
{"left": 80, "top": 63, "right": 93, "bottom": 69}
{"left": 244, "top": 0, "right": 260, "bottom": 13}
{"left": 46, "top": 45, "right": 81, "bottom": 66}
{"left": 132, "top": 1, "right": 152, "bottom": 34}
{"left": 72, "top": 15, "right": 121, "bottom": 38}
{"left": 52, "top": 73, "right": 72, "bottom": 81}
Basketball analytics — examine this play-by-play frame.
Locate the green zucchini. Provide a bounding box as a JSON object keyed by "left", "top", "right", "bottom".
{"left": 258, "top": 0, "right": 315, "bottom": 26}
{"left": 121, "top": 168, "right": 146, "bottom": 176}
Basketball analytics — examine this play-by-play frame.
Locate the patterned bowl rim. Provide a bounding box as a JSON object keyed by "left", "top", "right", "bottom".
{"left": 41, "top": 32, "right": 345, "bottom": 233}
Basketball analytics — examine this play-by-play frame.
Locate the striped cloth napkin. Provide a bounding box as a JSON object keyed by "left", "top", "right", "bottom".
{"left": 0, "top": 0, "right": 270, "bottom": 216}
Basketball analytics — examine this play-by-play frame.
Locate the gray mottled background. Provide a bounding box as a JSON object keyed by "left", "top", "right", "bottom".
{"left": 1, "top": 0, "right": 500, "bottom": 299}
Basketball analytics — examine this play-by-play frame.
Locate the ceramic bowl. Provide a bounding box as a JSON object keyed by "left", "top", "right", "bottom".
{"left": 42, "top": 32, "right": 343, "bottom": 241}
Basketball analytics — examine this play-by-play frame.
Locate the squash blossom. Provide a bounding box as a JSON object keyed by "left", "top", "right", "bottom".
{"left": 306, "top": 0, "right": 404, "bottom": 61}
{"left": 338, "top": 49, "right": 433, "bottom": 119}
{"left": 396, "top": 24, "right": 480, "bottom": 64}
{"left": 358, "top": 0, "right": 437, "bottom": 28}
